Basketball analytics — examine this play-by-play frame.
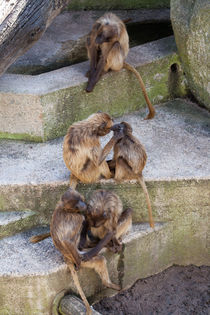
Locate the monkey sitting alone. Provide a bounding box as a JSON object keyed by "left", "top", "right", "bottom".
{"left": 85, "top": 189, "right": 132, "bottom": 253}
{"left": 109, "top": 122, "right": 155, "bottom": 228}
{"left": 63, "top": 112, "right": 121, "bottom": 189}
{"left": 32, "top": 188, "right": 120, "bottom": 315}
{"left": 86, "top": 13, "right": 155, "bottom": 120}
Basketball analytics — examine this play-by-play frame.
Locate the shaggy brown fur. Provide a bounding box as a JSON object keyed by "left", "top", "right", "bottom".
{"left": 86, "top": 13, "right": 155, "bottom": 120}
{"left": 63, "top": 112, "right": 120, "bottom": 189}
{"left": 86, "top": 189, "right": 132, "bottom": 253}
{"left": 109, "top": 122, "right": 155, "bottom": 228}
{"left": 32, "top": 188, "right": 120, "bottom": 315}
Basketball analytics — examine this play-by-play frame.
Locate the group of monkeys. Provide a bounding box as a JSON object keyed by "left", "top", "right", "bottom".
{"left": 30, "top": 13, "right": 156, "bottom": 315}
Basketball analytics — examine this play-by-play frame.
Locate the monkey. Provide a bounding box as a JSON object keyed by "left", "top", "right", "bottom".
{"left": 108, "top": 121, "right": 155, "bottom": 228}
{"left": 86, "top": 13, "right": 155, "bottom": 120}
{"left": 32, "top": 188, "right": 120, "bottom": 315}
{"left": 63, "top": 112, "right": 122, "bottom": 189}
{"left": 30, "top": 189, "right": 132, "bottom": 253}
{"left": 85, "top": 189, "right": 132, "bottom": 253}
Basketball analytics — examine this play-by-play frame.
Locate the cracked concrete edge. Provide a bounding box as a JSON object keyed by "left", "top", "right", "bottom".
{"left": 0, "top": 177, "right": 209, "bottom": 237}
{"left": 0, "top": 36, "right": 189, "bottom": 142}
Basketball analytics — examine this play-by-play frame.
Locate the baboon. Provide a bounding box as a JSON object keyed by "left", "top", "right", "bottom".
{"left": 32, "top": 188, "right": 120, "bottom": 315}
{"left": 86, "top": 189, "right": 132, "bottom": 253}
{"left": 109, "top": 122, "right": 155, "bottom": 228}
{"left": 86, "top": 13, "right": 155, "bottom": 120}
{"left": 63, "top": 112, "right": 121, "bottom": 189}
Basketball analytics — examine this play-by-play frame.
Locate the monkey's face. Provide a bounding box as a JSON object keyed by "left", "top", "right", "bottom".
{"left": 111, "top": 121, "right": 132, "bottom": 137}
{"left": 62, "top": 189, "right": 87, "bottom": 214}
{"left": 95, "top": 25, "right": 118, "bottom": 45}
{"left": 86, "top": 205, "right": 110, "bottom": 228}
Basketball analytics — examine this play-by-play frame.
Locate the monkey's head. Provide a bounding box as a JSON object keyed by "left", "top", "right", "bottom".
{"left": 111, "top": 121, "right": 133, "bottom": 138}
{"left": 88, "top": 112, "right": 114, "bottom": 136}
{"left": 95, "top": 23, "right": 119, "bottom": 45}
{"left": 61, "top": 188, "right": 87, "bottom": 214}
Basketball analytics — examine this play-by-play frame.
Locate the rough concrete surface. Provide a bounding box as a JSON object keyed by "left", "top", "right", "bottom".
{"left": 7, "top": 10, "right": 170, "bottom": 75}
{"left": 0, "top": 36, "right": 188, "bottom": 141}
{"left": 0, "top": 99, "right": 209, "bottom": 186}
{"left": 0, "top": 223, "right": 165, "bottom": 315}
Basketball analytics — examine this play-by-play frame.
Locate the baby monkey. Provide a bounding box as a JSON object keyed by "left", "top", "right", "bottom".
{"left": 86, "top": 13, "right": 155, "bottom": 120}
{"left": 109, "top": 121, "right": 155, "bottom": 228}
{"left": 86, "top": 189, "right": 132, "bottom": 253}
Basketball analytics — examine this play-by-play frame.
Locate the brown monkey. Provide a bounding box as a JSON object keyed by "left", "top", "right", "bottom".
{"left": 63, "top": 112, "right": 121, "bottom": 189}
{"left": 109, "top": 122, "right": 155, "bottom": 228}
{"left": 86, "top": 189, "right": 132, "bottom": 253}
{"left": 32, "top": 188, "right": 120, "bottom": 315}
{"left": 86, "top": 13, "right": 155, "bottom": 120}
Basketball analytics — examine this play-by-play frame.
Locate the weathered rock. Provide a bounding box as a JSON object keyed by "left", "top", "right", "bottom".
{"left": 171, "top": 0, "right": 210, "bottom": 108}
{"left": 67, "top": 0, "right": 170, "bottom": 10}
{"left": 7, "top": 10, "right": 170, "bottom": 75}
{"left": 0, "top": 37, "right": 188, "bottom": 142}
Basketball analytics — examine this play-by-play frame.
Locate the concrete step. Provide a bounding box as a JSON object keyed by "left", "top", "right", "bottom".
{"left": 0, "top": 99, "right": 209, "bottom": 224}
{"left": 0, "top": 36, "right": 187, "bottom": 142}
{"left": 7, "top": 9, "right": 170, "bottom": 75}
{"left": 0, "top": 210, "right": 37, "bottom": 239}
{"left": 0, "top": 223, "right": 168, "bottom": 315}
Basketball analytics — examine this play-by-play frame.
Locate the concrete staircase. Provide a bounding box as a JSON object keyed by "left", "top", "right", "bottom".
{"left": 0, "top": 8, "right": 209, "bottom": 315}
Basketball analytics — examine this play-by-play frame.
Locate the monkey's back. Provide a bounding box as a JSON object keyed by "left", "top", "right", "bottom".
{"left": 50, "top": 205, "right": 85, "bottom": 264}
{"left": 114, "top": 134, "right": 147, "bottom": 178}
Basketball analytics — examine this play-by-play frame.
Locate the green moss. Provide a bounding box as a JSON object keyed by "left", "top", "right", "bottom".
{"left": 0, "top": 132, "right": 43, "bottom": 142}
{"left": 67, "top": 0, "right": 170, "bottom": 10}
{"left": 41, "top": 52, "right": 187, "bottom": 141}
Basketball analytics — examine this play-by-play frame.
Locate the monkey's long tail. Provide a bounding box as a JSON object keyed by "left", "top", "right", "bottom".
{"left": 30, "top": 232, "right": 51, "bottom": 243}
{"left": 68, "top": 262, "right": 92, "bottom": 315}
{"left": 138, "top": 175, "right": 155, "bottom": 228}
{"left": 123, "top": 62, "right": 155, "bottom": 120}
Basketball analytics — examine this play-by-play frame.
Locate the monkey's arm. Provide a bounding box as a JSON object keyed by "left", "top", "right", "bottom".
{"left": 98, "top": 136, "right": 117, "bottom": 165}
{"left": 82, "top": 231, "right": 114, "bottom": 261}
{"left": 78, "top": 220, "right": 89, "bottom": 250}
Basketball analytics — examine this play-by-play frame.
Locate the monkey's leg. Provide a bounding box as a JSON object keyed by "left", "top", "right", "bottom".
{"left": 86, "top": 56, "right": 106, "bottom": 92}
{"left": 116, "top": 207, "right": 133, "bottom": 239}
{"left": 67, "top": 262, "right": 92, "bottom": 315}
{"left": 138, "top": 175, "right": 154, "bottom": 228}
{"left": 107, "top": 208, "right": 133, "bottom": 253}
{"left": 81, "top": 255, "right": 120, "bottom": 291}
{"left": 69, "top": 173, "right": 78, "bottom": 189}
{"left": 123, "top": 62, "right": 155, "bottom": 120}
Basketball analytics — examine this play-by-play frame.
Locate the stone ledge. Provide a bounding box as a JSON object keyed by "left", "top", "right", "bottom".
{"left": 0, "top": 37, "right": 188, "bottom": 141}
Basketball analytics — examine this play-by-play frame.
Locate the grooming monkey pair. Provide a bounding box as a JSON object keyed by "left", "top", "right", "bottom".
{"left": 31, "top": 188, "right": 132, "bottom": 315}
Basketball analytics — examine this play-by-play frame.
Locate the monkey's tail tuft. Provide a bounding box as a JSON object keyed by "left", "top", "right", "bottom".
{"left": 30, "top": 232, "right": 51, "bottom": 243}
